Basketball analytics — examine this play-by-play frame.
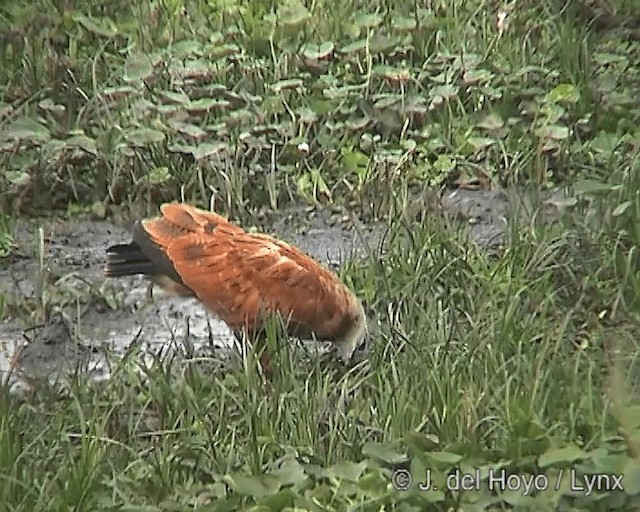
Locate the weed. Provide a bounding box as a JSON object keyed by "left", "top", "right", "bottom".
{"left": 1, "top": 0, "right": 640, "bottom": 510}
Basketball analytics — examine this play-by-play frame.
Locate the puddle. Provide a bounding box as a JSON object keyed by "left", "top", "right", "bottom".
{"left": 0, "top": 187, "right": 570, "bottom": 392}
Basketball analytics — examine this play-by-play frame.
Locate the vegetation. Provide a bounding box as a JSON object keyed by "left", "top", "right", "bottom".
{"left": 2, "top": 0, "right": 640, "bottom": 509}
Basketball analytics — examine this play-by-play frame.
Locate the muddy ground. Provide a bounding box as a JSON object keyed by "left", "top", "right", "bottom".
{"left": 0, "top": 187, "right": 570, "bottom": 392}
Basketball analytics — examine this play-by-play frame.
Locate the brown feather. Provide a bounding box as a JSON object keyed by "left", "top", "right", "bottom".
{"left": 105, "top": 203, "right": 368, "bottom": 364}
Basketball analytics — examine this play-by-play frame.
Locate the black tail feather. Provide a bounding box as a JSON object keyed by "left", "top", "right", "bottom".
{"left": 105, "top": 243, "right": 159, "bottom": 277}
{"left": 106, "top": 222, "right": 187, "bottom": 286}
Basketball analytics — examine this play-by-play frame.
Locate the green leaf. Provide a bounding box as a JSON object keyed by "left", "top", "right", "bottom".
{"left": 573, "top": 179, "right": 620, "bottom": 195}
{"left": 170, "top": 122, "right": 207, "bottom": 139}
{"left": 434, "top": 154, "right": 456, "bottom": 173}
{"left": 297, "top": 107, "right": 318, "bottom": 124}
{"left": 500, "top": 490, "right": 538, "bottom": 507}
{"left": 147, "top": 167, "right": 171, "bottom": 185}
{"left": 157, "top": 90, "right": 191, "bottom": 105}
{"left": 271, "top": 459, "right": 308, "bottom": 487}
{"left": 546, "top": 83, "right": 580, "bottom": 104}
{"left": 277, "top": 2, "right": 310, "bottom": 26}
{"left": 73, "top": 13, "right": 117, "bottom": 38}
{"left": 223, "top": 473, "right": 281, "bottom": 498}
{"left": 271, "top": 79, "right": 304, "bottom": 94}
{"left": 592, "top": 454, "right": 631, "bottom": 474}
{"left": 619, "top": 405, "right": 640, "bottom": 430}
{"left": 188, "top": 98, "right": 228, "bottom": 112}
{"left": 374, "top": 95, "right": 399, "bottom": 109}
{"left": 5, "top": 118, "right": 50, "bottom": 143}
{"left": 426, "top": 451, "right": 463, "bottom": 467}
{"left": 123, "top": 54, "right": 154, "bottom": 82}
{"left": 301, "top": 42, "right": 334, "bottom": 60}
{"left": 101, "top": 86, "right": 137, "bottom": 100}
{"left": 257, "top": 489, "right": 296, "bottom": 509}
{"left": 538, "top": 445, "right": 587, "bottom": 468}
{"left": 327, "top": 461, "right": 368, "bottom": 482}
{"left": 66, "top": 134, "right": 98, "bottom": 155}
{"left": 537, "top": 124, "right": 570, "bottom": 141}
{"left": 4, "top": 170, "right": 30, "bottom": 186}
{"left": 362, "top": 443, "right": 407, "bottom": 465}
{"left": 192, "top": 142, "right": 227, "bottom": 161}
{"left": 391, "top": 16, "right": 417, "bottom": 32}
{"left": 0, "top": 232, "right": 15, "bottom": 258}
{"left": 126, "top": 128, "right": 165, "bottom": 146}
{"left": 341, "top": 147, "right": 370, "bottom": 173}
{"left": 369, "top": 34, "right": 399, "bottom": 54}
{"left": 358, "top": 468, "right": 387, "bottom": 493}
{"left": 430, "top": 85, "right": 459, "bottom": 100}
{"left": 168, "top": 142, "right": 196, "bottom": 155}
{"left": 172, "top": 39, "right": 203, "bottom": 57}
{"left": 404, "top": 431, "right": 440, "bottom": 454}
{"left": 463, "top": 68, "right": 494, "bottom": 85}
{"left": 477, "top": 113, "right": 504, "bottom": 131}
{"left": 340, "top": 40, "right": 367, "bottom": 55}
{"left": 467, "top": 136, "right": 495, "bottom": 151}
{"left": 373, "top": 65, "right": 410, "bottom": 82}
{"left": 624, "top": 460, "right": 640, "bottom": 495}
{"left": 612, "top": 201, "right": 632, "bottom": 217}
{"left": 353, "top": 13, "right": 383, "bottom": 29}
{"left": 296, "top": 172, "right": 311, "bottom": 199}
{"left": 590, "top": 131, "right": 621, "bottom": 155}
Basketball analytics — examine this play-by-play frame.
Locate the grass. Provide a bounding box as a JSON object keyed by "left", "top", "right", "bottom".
{"left": 2, "top": 0, "right": 640, "bottom": 510}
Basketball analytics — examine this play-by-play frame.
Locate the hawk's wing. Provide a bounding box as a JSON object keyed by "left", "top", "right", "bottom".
{"left": 134, "top": 203, "right": 352, "bottom": 339}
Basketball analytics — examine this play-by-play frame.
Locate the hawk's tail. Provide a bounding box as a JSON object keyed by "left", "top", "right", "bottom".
{"left": 104, "top": 243, "right": 157, "bottom": 277}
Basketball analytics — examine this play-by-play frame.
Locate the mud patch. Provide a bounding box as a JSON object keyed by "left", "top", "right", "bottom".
{"left": 0, "top": 187, "right": 569, "bottom": 391}
{"left": 439, "top": 186, "right": 570, "bottom": 248}
{"left": 16, "top": 312, "right": 97, "bottom": 376}
{"left": 0, "top": 208, "right": 384, "bottom": 392}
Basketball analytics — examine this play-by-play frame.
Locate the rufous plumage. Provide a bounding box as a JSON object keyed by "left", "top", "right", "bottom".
{"left": 104, "top": 203, "right": 368, "bottom": 369}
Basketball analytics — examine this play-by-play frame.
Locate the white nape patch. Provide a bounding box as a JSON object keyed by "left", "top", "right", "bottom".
{"left": 334, "top": 301, "right": 368, "bottom": 363}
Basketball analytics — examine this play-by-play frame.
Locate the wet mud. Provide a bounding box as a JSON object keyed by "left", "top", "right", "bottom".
{"left": 0, "top": 187, "right": 569, "bottom": 391}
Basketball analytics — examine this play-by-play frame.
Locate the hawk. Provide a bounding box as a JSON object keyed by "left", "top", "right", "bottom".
{"left": 104, "top": 203, "right": 368, "bottom": 374}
